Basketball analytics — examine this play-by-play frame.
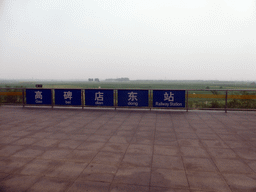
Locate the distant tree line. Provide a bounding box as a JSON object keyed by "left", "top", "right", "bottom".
{"left": 105, "top": 78, "right": 129, "bottom": 82}
{"left": 88, "top": 78, "right": 100, "bottom": 82}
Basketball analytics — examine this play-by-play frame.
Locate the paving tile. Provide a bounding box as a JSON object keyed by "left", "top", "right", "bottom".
{"left": 0, "top": 157, "right": 31, "bottom": 174}
{"left": 0, "top": 145, "right": 23, "bottom": 157}
{"left": 67, "top": 150, "right": 97, "bottom": 162}
{"left": 218, "top": 134, "right": 244, "bottom": 141}
{"left": 114, "top": 131, "right": 135, "bottom": 137}
{"left": 176, "top": 133, "right": 198, "bottom": 139}
{"left": 28, "top": 176, "right": 71, "bottom": 192}
{"left": 130, "top": 136, "right": 155, "bottom": 145}
{"left": 0, "top": 175, "right": 39, "bottom": 192}
{"left": 101, "top": 143, "right": 129, "bottom": 153}
{"left": 47, "top": 133, "right": 69, "bottom": 140}
{"left": 154, "top": 138, "right": 178, "bottom": 146}
{"left": 154, "top": 145, "right": 180, "bottom": 156}
{"left": 225, "top": 141, "right": 251, "bottom": 148}
{"left": 33, "top": 139, "right": 60, "bottom": 147}
{"left": 150, "top": 168, "right": 188, "bottom": 188}
{"left": 0, "top": 136, "right": 20, "bottom": 144}
{"left": 183, "top": 157, "right": 217, "bottom": 172}
{"left": 92, "top": 152, "right": 124, "bottom": 166}
{"left": 201, "top": 140, "right": 229, "bottom": 148}
{"left": 67, "top": 180, "right": 110, "bottom": 192}
{"left": 113, "top": 167, "right": 151, "bottom": 186}
{"left": 110, "top": 184, "right": 149, "bottom": 192}
{"left": 109, "top": 136, "right": 133, "bottom": 144}
{"left": 245, "top": 160, "right": 256, "bottom": 173}
{"left": 18, "top": 159, "right": 54, "bottom": 176}
{"left": 187, "top": 171, "right": 231, "bottom": 192}
{"left": 87, "top": 135, "right": 111, "bottom": 142}
{"left": 121, "top": 153, "right": 152, "bottom": 167}
{"left": 180, "top": 147, "right": 209, "bottom": 158}
{"left": 233, "top": 148, "right": 256, "bottom": 160}
{"left": 57, "top": 140, "right": 84, "bottom": 149}
{"left": 30, "top": 132, "right": 52, "bottom": 139}
{"left": 13, "top": 137, "right": 39, "bottom": 145}
{"left": 152, "top": 155, "right": 184, "bottom": 170}
{"left": 66, "top": 134, "right": 90, "bottom": 141}
{"left": 223, "top": 173, "right": 256, "bottom": 192}
{"left": 126, "top": 144, "right": 153, "bottom": 155}
{"left": 214, "top": 159, "right": 254, "bottom": 174}
{"left": 208, "top": 148, "right": 237, "bottom": 159}
{"left": 45, "top": 161, "right": 87, "bottom": 179}
{"left": 196, "top": 133, "right": 220, "bottom": 140}
{"left": 178, "top": 139, "right": 202, "bottom": 147}
{"left": 13, "top": 149, "right": 44, "bottom": 158}
{"left": 78, "top": 163, "right": 118, "bottom": 182}
{"left": 155, "top": 127, "right": 174, "bottom": 133}
{"left": 40, "top": 149, "right": 72, "bottom": 160}
{"left": 150, "top": 187, "right": 190, "bottom": 192}
{"left": 10, "top": 131, "right": 31, "bottom": 137}
{"left": 77, "top": 141, "right": 105, "bottom": 151}
{"left": 95, "top": 129, "right": 116, "bottom": 136}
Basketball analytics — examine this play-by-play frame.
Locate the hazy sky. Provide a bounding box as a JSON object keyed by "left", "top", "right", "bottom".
{"left": 1, "top": 0, "right": 256, "bottom": 81}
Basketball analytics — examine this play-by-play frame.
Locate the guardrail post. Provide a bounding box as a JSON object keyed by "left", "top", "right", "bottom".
{"left": 186, "top": 90, "right": 189, "bottom": 112}
{"left": 22, "top": 88, "right": 25, "bottom": 107}
{"left": 114, "top": 89, "right": 116, "bottom": 110}
{"left": 225, "top": 90, "right": 228, "bottom": 113}
{"left": 51, "top": 89, "right": 54, "bottom": 109}
{"left": 82, "top": 89, "right": 84, "bottom": 109}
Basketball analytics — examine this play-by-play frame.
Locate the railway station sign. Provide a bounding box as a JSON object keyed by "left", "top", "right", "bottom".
{"left": 118, "top": 90, "right": 148, "bottom": 107}
{"left": 26, "top": 89, "right": 52, "bottom": 105}
{"left": 55, "top": 89, "right": 81, "bottom": 105}
{"left": 153, "top": 90, "right": 185, "bottom": 108}
{"left": 85, "top": 89, "right": 114, "bottom": 106}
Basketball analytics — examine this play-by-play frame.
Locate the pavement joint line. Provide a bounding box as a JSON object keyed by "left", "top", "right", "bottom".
{"left": 63, "top": 110, "right": 129, "bottom": 192}
{"left": 205, "top": 112, "right": 256, "bottom": 175}
{"left": 190, "top": 112, "right": 233, "bottom": 192}
{"left": 171, "top": 112, "right": 191, "bottom": 191}
{"left": 148, "top": 112, "right": 157, "bottom": 188}
{"left": 109, "top": 112, "right": 146, "bottom": 188}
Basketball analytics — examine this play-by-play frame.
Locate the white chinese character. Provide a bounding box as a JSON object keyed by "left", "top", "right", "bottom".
{"left": 164, "top": 92, "right": 174, "bottom": 102}
{"left": 95, "top": 92, "right": 104, "bottom": 101}
{"left": 63, "top": 91, "right": 72, "bottom": 100}
{"left": 35, "top": 91, "right": 42, "bottom": 100}
{"left": 128, "top": 92, "right": 138, "bottom": 101}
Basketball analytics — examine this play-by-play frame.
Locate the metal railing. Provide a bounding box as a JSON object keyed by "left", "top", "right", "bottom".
{"left": 1, "top": 88, "right": 256, "bottom": 112}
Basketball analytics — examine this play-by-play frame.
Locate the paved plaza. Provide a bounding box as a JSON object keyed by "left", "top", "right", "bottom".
{"left": 0, "top": 106, "right": 256, "bottom": 192}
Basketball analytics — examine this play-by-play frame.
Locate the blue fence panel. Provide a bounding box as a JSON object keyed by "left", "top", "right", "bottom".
{"left": 85, "top": 89, "right": 114, "bottom": 106}
{"left": 153, "top": 90, "right": 185, "bottom": 108}
{"left": 26, "top": 89, "right": 52, "bottom": 105}
{"left": 118, "top": 90, "right": 148, "bottom": 107}
{"left": 55, "top": 89, "right": 81, "bottom": 105}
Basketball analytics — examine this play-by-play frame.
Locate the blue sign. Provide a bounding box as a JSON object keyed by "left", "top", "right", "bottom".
{"left": 26, "top": 89, "right": 52, "bottom": 105}
{"left": 55, "top": 89, "right": 81, "bottom": 105}
{"left": 153, "top": 90, "right": 185, "bottom": 108}
{"left": 85, "top": 89, "right": 114, "bottom": 106}
{"left": 118, "top": 90, "right": 148, "bottom": 107}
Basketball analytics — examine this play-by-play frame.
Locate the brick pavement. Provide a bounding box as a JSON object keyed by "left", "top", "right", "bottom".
{"left": 0, "top": 106, "right": 256, "bottom": 192}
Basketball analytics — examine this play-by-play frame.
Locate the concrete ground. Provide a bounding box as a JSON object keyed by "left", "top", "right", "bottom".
{"left": 0, "top": 106, "right": 256, "bottom": 192}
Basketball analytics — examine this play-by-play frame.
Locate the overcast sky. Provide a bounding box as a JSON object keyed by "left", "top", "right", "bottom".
{"left": 1, "top": 0, "right": 256, "bottom": 81}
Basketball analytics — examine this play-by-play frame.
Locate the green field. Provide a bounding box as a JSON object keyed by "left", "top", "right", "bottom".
{"left": 1, "top": 79, "right": 256, "bottom": 90}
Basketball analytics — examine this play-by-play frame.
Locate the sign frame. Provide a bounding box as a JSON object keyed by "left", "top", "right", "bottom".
{"left": 153, "top": 90, "right": 186, "bottom": 108}
{"left": 117, "top": 89, "right": 149, "bottom": 107}
{"left": 84, "top": 89, "right": 114, "bottom": 107}
{"left": 26, "top": 89, "right": 52, "bottom": 105}
{"left": 54, "top": 89, "right": 82, "bottom": 106}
